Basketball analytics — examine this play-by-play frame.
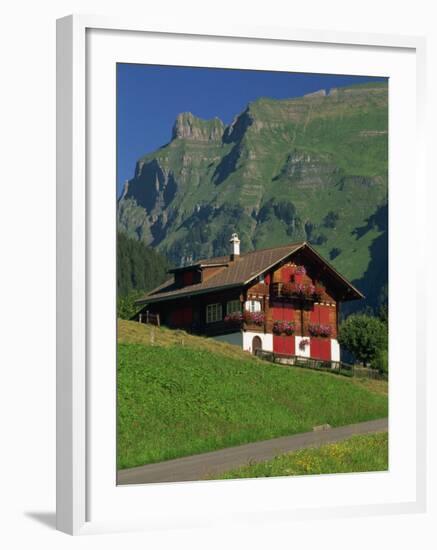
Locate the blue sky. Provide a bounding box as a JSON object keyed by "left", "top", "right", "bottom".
{"left": 117, "top": 64, "right": 386, "bottom": 195}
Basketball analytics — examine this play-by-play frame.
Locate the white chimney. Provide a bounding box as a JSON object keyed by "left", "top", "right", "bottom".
{"left": 230, "top": 233, "right": 240, "bottom": 260}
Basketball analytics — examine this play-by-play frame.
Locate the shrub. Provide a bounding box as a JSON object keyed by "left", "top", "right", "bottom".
{"left": 117, "top": 290, "right": 144, "bottom": 320}
{"left": 372, "top": 348, "right": 388, "bottom": 375}
{"left": 338, "top": 314, "right": 388, "bottom": 366}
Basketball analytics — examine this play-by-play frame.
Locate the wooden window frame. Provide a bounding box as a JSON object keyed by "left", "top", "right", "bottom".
{"left": 226, "top": 299, "right": 241, "bottom": 315}
{"left": 245, "top": 299, "right": 262, "bottom": 313}
{"left": 206, "top": 303, "right": 223, "bottom": 323}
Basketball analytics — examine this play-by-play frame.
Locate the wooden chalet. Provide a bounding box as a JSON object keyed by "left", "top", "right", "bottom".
{"left": 135, "top": 234, "right": 363, "bottom": 361}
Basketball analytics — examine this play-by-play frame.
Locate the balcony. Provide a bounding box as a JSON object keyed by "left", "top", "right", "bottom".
{"left": 271, "top": 282, "right": 324, "bottom": 302}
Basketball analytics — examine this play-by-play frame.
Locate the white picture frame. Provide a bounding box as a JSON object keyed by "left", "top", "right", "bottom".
{"left": 56, "top": 14, "right": 427, "bottom": 535}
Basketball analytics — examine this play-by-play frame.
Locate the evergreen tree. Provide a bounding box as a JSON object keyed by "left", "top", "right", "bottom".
{"left": 117, "top": 232, "right": 171, "bottom": 318}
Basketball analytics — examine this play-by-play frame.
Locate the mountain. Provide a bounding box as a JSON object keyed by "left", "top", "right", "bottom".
{"left": 117, "top": 82, "right": 388, "bottom": 311}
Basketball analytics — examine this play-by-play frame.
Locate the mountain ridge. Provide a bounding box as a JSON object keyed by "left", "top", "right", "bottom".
{"left": 118, "top": 81, "right": 388, "bottom": 311}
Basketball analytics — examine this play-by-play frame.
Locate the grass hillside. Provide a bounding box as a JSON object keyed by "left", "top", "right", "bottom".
{"left": 216, "top": 432, "right": 388, "bottom": 480}
{"left": 117, "top": 320, "right": 388, "bottom": 469}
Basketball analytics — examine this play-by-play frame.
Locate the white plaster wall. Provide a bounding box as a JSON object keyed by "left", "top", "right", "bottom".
{"left": 331, "top": 338, "right": 340, "bottom": 362}
{"left": 295, "top": 336, "right": 311, "bottom": 357}
{"left": 243, "top": 331, "right": 273, "bottom": 353}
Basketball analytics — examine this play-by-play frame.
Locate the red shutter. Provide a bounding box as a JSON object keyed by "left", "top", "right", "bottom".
{"left": 272, "top": 303, "right": 294, "bottom": 321}
{"left": 284, "top": 335, "right": 295, "bottom": 355}
{"left": 310, "top": 304, "right": 331, "bottom": 324}
{"left": 310, "top": 337, "right": 318, "bottom": 358}
{"left": 310, "top": 304, "right": 320, "bottom": 323}
{"left": 310, "top": 337, "right": 331, "bottom": 360}
{"left": 273, "top": 335, "right": 284, "bottom": 353}
{"left": 273, "top": 335, "right": 295, "bottom": 355}
{"left": 271, "top": 304, "right": 284, "bottom": 321}
{"left": 318, "top": 305, "right": 330, "bottom": 324}
{"left": 283, "top": 306, "right": 294, "bottom": 321}
{"left": 264, "top": 273, "right": 271, "bottom": 285}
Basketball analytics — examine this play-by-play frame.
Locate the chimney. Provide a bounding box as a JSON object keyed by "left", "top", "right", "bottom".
{"left": 229, "top": 233, "right": 240, "bottom": 261}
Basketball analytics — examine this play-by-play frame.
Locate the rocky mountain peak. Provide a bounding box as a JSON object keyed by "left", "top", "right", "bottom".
{"left": 171, "top": 112, "right": 224, "bottom": 142}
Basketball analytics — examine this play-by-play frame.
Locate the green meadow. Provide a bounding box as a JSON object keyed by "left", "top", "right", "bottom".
{"left": 117, "top": 321, "right": 388, "bottom": 470}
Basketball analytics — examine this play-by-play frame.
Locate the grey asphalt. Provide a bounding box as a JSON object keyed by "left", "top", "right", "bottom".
{"left": 117, "top": 417, "right": 388, "bottom": 485}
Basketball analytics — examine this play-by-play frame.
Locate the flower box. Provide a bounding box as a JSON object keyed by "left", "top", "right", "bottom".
{"left": 282, "top": 282, "right": 316, "bottom": 300}
{"left": 243, "top": 311, "right": 265, "bottom": 326}
{"left": 273, "top": 320, "right": 296, "bottom": 335}
{"left": 224, "top": 312, "right": 243, "bottom": 323}
{"left": 308, "top": 323, "right": 332, "bottom": 337}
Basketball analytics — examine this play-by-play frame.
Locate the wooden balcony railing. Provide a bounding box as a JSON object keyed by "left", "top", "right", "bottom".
{"left": 270, "top": 282, "right": 320, "bottom": 301}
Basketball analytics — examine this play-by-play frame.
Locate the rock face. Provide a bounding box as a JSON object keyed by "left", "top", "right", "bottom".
{"left": 118, "top": 82, "right": 388, "bottom": 310}
{"left": 171, "top": 112, "right": 225, "bottom": 142}
{"left": 276, "top": 150, "right": 338, "bottom": 187}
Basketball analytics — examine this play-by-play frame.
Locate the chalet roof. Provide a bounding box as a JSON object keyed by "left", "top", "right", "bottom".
{"left": 135, "top": 241, "right": 363, "bottom": 305}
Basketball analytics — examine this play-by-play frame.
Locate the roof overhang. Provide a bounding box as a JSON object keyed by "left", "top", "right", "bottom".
{"left": 295, "top": 242, "right": 364, "bottom": 300}
{"left": 242, "top": 242, "right": 364, "bottom": 301}
{"left": 135, "top": 282, "right": 242, "bottom": 305}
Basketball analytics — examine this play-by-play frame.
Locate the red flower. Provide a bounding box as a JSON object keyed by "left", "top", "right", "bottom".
{"left": 308, "top": 323, "right": 332, "bottom": 337}
{"left": 244, "top": 311, "right": 265, "bottom": 325}
{"left": 273, "top": 320, "right": 295, "bottom": 335}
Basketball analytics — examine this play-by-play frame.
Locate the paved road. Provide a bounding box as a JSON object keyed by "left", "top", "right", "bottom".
{"left": 117, "top": 417, "right": 388, "bottom": 485}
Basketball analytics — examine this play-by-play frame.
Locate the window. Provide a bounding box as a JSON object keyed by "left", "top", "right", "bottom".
{"left": 206, "top": 303, "right": 222, "bottom": 323}
{"left": 258, "top": 274, "right": 265, "bottom": 284}
{"left": 226, "top": 300, "right": 241, "bottom": 315}
{"left": 245, "top": 300, "right": 262, "bottom": 313}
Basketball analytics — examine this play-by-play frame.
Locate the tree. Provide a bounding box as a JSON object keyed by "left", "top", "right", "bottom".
{"left": 117, "top": 232, "right": 171, "bottom": 297}
{"left": 117, "top": 290, "right": 144, "bottom": 320}
{"left": 323, "top": 210, "right": 339, "bottom": 228}
{"left": 338, "top": 314, "right": 387, "bottom": 366}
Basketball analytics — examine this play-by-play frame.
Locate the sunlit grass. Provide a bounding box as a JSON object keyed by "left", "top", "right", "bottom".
{"left": 215, "top": 432, "right": 388, "bottom": 479}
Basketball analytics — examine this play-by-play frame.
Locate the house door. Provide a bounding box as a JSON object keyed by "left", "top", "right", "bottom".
{"left": 252, "top": 336, "right": 262, "bottom": 355}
